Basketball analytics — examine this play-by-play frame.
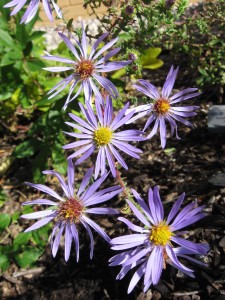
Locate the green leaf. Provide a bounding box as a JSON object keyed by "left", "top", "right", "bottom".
{"left": 26, "top": 60, "right": 45, "bottom": 72}
{"left": 11, "top": 212, "right": 20, "bottom": 223}
{"left": 1, "top": 51, "right": 22, "bottom": 66}
{"left": 14, "top": 247, "right": 43, "bottom": 268}
{"left": 0, "top": 254, "right": 10, "bottom": 272}
{"left": 13, "top": 232, "right": 31, "bottom": 248}
{"left": 0, "top": 29, "right": 14, "bottom": 48}
{"left": 31, "top": 225, "right": 51, "bottom": 248}
{"left": 142, "top": 58, "right": 164, "bottom": 70}
{"left": 32, "top": 147, "right": 49, "bottom": 182}
{"left": 0, "top": 214, "right": 11, "bottom": 231}
{"left": 111, "top": 68, "right": 126, "bottom": 79}
{"left": 22, "top": 206, "right": 33, "bottom": 215}
{"left": 140, "top": 47, "right": 163, "bottom": 68}
{"left": 13, "top": 139, "right": 40, "bottom": 158}
{"left": 51, "top": 144, "right": 67, "bottom": 175}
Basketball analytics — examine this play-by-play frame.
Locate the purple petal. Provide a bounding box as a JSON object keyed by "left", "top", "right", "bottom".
{"left": 92, "top": 37, "right": 118, "bottom": 60}
{"left": 96, "top": 61, "right": 131, "bottom": 72}
{"left": 108, "top": 144, "right": 128, "bottom": 170}
{"left": 25, "top": 182, "right": 63, "bottom": 201}
{"left": 162, "top": 66, "right": 178, "bottom": 98}
{"left": 80, "top": 220, "right": 94, "bottom": 259}
{"left": 153, "top": 186, "right": 164, "bottom": 223}
{"left": 85, "top": 187, "right": 123, "bottom": 206}
{"left": 42, "top": 170, "right": 69, "bottom": 198}
{"left": 74, "top": 145, "right": 95, "bottom": 164}
{"left": 21, "top": 210, "right": 54, "bottom": 219}
{"left": 65, "top": 224, "right": 72, "bottom": 261}
{"left": 22, "top": 199, "right": 58, "bottom": 206}
{"left": 67, "top": 158, "right": 74, "bottom": 197}
{"left": 77, "top": 167, "right": 94, "bottom": 196}
{"left": 58, "top": 32, "right": 81, "bottom": 61}
{"left": 118, "top": 217, "right": 145, "bottom": 233}
{"left": 43, "top": 66, "right": 74, "bottom": 72}
{"left": 68, "top": 112, "right": 94, "bottom": 132}
{"left": 146, "top": 118, "right": 159, "bottom": 139}
{"left": 131, "top": 189, "right": 155, "bottom": 224}
{"left": 52, "top": 224, "right": 65, "bottom": 257}
{"left": 159, "top": 117, "right": 167, "bottom": 149}
{"left": 171, "top": 237, "right": 209, "bottom": 254}
{"left": 110, "top": 102, "right": 130, "bottom": 129}
{"left": 166, "top": 193, "right": 185, "bottom": 224}
{"left": 81, "top": 215, "right": 110, "bottom": 242}
{"left": 127, "top": 199, "right": 150, "bottom": 227}
{"left": 93, "top": 73, "right": 118, "bottom": 98}
{"left": 24, "top": 216, "right": 54, "bottom": 232}
{"left": 105, "top": 147, "right": 116, "bottom": 178}
{"left": 70, "top": 223, "right": 80, "bottom": 262}
{"left": 85, "top": 208, "right": 119, "bottom": 214}
{"left": 123, "top": 247, "right": 150, "bottom": 266}
{"left": 81, "top": 172, "right": 107, "bottom": 202}
{"left": 89, "top": 32, "right": 109, "bottom": 59}
{"left": 68, "top": 143, "right": 94, "bottom": 159}
{"left": 81, "top": 23, "right": 88, "bottom": 59}
{"left": 63, "top": 139, "right": 92, "bottom": 151}
{"left": 42, "top": 52, "right": 75, "bottom": 64}
{"left": 166, "top": 244, "right": 194, "bottom": 277}
{"left": 128, "top": 263, "right": 146, "bottom": 294}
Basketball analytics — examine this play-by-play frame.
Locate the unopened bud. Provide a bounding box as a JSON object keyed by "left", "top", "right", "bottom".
{"left": 125, "top": 5, "right": 134, "bottom": 15}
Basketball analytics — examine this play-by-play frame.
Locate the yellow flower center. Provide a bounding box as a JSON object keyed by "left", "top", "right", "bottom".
{"left": 94, "top": 127, "right": 113, "bottom": 146}
{"left": 154, "top": 98, "right": 170, "bottom": 115}
{"left": 58, "top": 197, "right": 83, "bottom": 222}
{"left": 76, "top": 59, "right": 94, "bottom": 80}
{"left": 150, "top": 222, "right": 172, "bottom": 246}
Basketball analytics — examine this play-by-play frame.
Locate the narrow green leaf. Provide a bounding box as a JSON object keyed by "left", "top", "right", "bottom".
{"left": 0, "top": 254, "right": 10, "bottom": 272}
{"left": 0, "top": 29, "right": 14, "bottom": 47}
{"left": 0, "top": 214, "right": 11, "bottom": 231}
{"left": 14, "top": 247, "right": 43, "bottom": 268}
{"left": 13, "top": 232, "right": 31, "bottom": 247}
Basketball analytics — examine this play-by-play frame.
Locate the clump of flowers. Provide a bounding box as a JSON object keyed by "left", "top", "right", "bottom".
{"left": 63, "top": 96, "right": 145, "bottom": 178}
{"left": 21, "top": 159, "right": 122, "bottom": 261}
{"left": 126, "top": 66, "right": 200, "bottom": 148}
{"left": 4, "top": 0, "right": 62, "bottom": 24}
{"left": 109, "top": 186, "right": 209, "bottom": 293}
{"left": 42, "top": 24, "right": 131, "bottom": 110}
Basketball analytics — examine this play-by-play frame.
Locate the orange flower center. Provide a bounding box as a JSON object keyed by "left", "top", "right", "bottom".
{"left": 76, "top": 59, "right": 94, "bottom": 79}
{"left": 58, "top": 197, "right": 83, "bottom": 222}
{"left": 154, "top": 98, "right": 170, "bottom": 115}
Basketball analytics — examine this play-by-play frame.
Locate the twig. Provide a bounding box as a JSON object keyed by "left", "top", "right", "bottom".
{"left": 13, "top": 267, "right": 46, "bottom": 278}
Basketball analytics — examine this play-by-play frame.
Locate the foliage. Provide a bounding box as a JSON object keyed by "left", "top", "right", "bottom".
{"left": 84, "top": 0, "right": 225, "bottom": 99}
{"left": 83, "top": 0, "right": 188, "bottom": 76}
{"left": 0, "top": 2, "right": 71, "bottom": 181}
{"left": 152, "top": 0, "right": 225, "bottom": 94}
{"left": 0, "top": 210, "right": 51, "bottom": 272}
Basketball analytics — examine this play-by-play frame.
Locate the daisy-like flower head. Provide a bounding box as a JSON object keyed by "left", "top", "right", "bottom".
{"left": 109, "top": 186, "right": 209, "bottom": 294}
{"left": 21, "top": 159, "right": 123, "bottom": 261}
{"left": 63, "top": 96, "right": 146, "bottom": 179}
{"left": 126, "top": 66, "right": 200, "bottom": 148}
{"left": 42, "top": 24, "right": 131, "bottom": 110}
{"left": 4, "top": 0, "right": 62, "bottom": 24}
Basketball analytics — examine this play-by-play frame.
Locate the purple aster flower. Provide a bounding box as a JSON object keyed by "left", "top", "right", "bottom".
{"left": 63, "top": 97, "right": 145, "bottom": 179}
{"left": 42, "top": 25, "right": 131, "bottom": 110}
{"left": 126, "top": 66, "right": 200, "bottom": 148}
{"left": 4, "top": 0, "right": 62, "bottom": 24}
{"left": 109, "top": 186, "right": 209, "bottom": 293}
{"left": 21, "top": 159, "right": 122, "bottom": 262}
